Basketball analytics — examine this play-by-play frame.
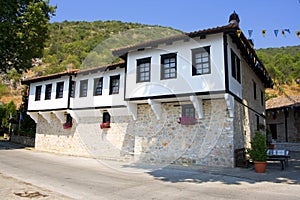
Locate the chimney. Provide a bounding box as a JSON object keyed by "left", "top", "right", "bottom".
{"left": 229, "top": 11, "right": 240, "bottom": 27}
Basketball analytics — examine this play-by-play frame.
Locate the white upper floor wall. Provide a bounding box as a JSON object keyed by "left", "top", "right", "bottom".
{"left": 125, "top": 33, "right": 225, "bottom": 100}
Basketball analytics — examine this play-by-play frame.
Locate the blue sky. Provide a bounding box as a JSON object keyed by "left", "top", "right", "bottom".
{"left": 49, "top": 0, "right": 300, "bottom": 49}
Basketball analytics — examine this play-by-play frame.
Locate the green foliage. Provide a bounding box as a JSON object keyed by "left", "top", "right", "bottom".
{"left": 0, "top": 0, "right": 55, "bottom": 72}
{"left": 40, "top": 20, "right": 180, "bottom": 75}
{"left": 0, "top": 84, "right": 9, "bottom": 97}
{"left": 247, "top": 131, "right": 268, "bottom": 162}
{"left": 257, "top": 46, "right": 300, "bottom": 85}
{"left": 1, "top": 101, "right": 17, "bottom": 130}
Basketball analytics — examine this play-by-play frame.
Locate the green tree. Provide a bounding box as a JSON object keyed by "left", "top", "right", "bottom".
{"left": 0, "top": 0, "right": 55, "bottom": 72}
{"left": 2, "top": 101, "right": 17, "bottom": 132}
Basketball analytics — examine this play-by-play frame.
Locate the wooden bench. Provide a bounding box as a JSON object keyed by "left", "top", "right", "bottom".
{"left": 267, "top": 149, "right": 290, "bottom": 170}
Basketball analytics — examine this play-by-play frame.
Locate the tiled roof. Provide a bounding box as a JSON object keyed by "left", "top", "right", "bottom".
{"left": 266, "top": 96, "right": 300, "bottom": 110}
{"left": 112, "top": 23, "right": 238, "bottom": 56}
{"left": 21, "top": 69, "right": 79, "bottom": 84}
{"left": 21, "top": 62, "right": 125, "bottom": 84}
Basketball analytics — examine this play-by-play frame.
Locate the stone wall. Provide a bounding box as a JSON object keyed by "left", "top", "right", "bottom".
{"left": 34, "top": 99, "right": 235, "bottom": 167}
{"left": 133, "top": 100, "right": 234, "bottom": 167}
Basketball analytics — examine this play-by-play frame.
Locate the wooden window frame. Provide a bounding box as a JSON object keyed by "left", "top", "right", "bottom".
{"left": 231, "top": 50, "right": 241, "bottom": 83}
{"left": 79, "top": 79, "right": 88, "bottom": 97}
{"left": 109, "top": 75, "right": 120, "bottom": 95}
{"left": 70, "top": 81, "right": 76, "bottom": 98}
{"left": 35, "top": 85, "right": 42, "bottom": 101}
{"left": 45, "top": 84, "right": 52, "bottom": 100}
{"left": 192, "top": 46, "right": 211, "bottom": 76}
{"left": 94, "top": 77, "right": 103, "bottom": 96}
{"left": 137, "top": 57, "right": 151, "bottom": 83}
{"left": 161, "top": 53, "right": 177, "bottom": 80}
{"left": 56, "top": 82, "right": 64, "bottom": 99}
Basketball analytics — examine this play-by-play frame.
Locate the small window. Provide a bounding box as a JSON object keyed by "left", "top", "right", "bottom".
{"left": 180, "top": 104, "right": 197, "bottom": 125}
{"left": 79, "top": 79, "right": 88, "bottom": 97}
{"left": 63, "top": 114, "right": 73, "bottom": 129}
{"left": 70, "top": 81, "right": 76, "bottom": 98}
{"left": 109, "top": 75, "right": 120, "bottom": 95}
{"left": 35, "top": 85, "right": 42, "bottom": 101}
{"left": 261, "top": 90, "right": 264, "bottom": 106}
{"left": 192, "top": 46, "right": 211, "bottom": 76}
{"left": 94, "top": 78, "right": 103, "bottom": 96}
{"left": 231, "top": 50, "right": 241, "bottom": 83}
{"left": 56, "top": 82, "right": 64, "bottom": 99}
{"left": 182, "top": 104, "right": 195, "bottom": 118}
{"left": 103, "top": 112, "right": 110, "bottom": 123}
{"left": 137, "top": 57, "right": 151, "bottom": 82}
{"left": 253, "top": 81, "right": 257, "bottom": 100}
{"left": 161, "top": 53, "right": 177, "bottom": 79}
{"left": 256, "top": 114, "right": 260, "bottom": 131}
{"left": 45, "top": 84, "right": 52, "bottom": 100}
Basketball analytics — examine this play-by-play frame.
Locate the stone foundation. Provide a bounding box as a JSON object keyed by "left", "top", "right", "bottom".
{"left": 34, "top": 99, "right": 237, "bottom": 167}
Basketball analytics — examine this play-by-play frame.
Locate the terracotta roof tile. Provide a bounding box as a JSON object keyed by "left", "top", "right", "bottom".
{"left": 112, "top": 23, "right": 238, "bottom": 56}
{"left": 266, "top": 96, "right": 300, "bottom": 110}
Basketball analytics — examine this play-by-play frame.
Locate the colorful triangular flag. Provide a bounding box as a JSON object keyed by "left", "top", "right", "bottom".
{"left": 274, "top": 30, "right": 279, "bottom": 37}
{"left": 248, "top": 30, "right": 253, "bottom": 38}
{"left": 262, "top": 30, "right": 266, "bottom": 37}
{"left": 284, "top": 29, "right": 291, "bottom": 34}
{"left": 282, "top": 29, "right": 286, "bottom": 37}
{"left": 296, "top": 31, "right": 300, "bottom": 38}
{"left": 237, "top": 29, "right": 242, "bottom": 37}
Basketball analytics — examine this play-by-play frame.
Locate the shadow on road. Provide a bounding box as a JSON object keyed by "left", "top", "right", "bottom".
{"left": 124, "top": 152, "right": 300, "bottom": 185}
{"left": 0, "top": 139, "right": 26, "bottom": 150}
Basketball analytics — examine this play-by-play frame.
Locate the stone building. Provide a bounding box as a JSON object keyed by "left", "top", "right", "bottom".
{"left": 22, "top": 13, "right": 272, "bottom": 167}
{"left": 266, "top": 96, "right": 300, "bottom": 151}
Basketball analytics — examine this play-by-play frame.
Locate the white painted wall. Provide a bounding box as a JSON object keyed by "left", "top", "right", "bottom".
{"left": 28, "top": 76, "right": 70, "bottom": 111}
{"left": 70, "top": 67, "right": 126, "bottom": 109}
{"left": 125, "top": 33, "right": 226, "bottom": 99}
{"left": 227, "top": 35, "right": 243, "bottom": 99}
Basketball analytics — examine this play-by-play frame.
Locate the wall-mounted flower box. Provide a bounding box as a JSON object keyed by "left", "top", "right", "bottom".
{"left": 63, "top": 122, "right": 73, "bottom": 129}
{"left": 100, "top": 122, "right": 111, "bottom": 129}
{"left": 178, "top": 117, "right": 197, "bottom": 125}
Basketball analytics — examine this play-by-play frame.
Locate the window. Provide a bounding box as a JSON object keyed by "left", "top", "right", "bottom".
{"left": 261, "top": 90, "right": 264, "bottom": 106}
{"left": 56, "top": 82, "right": 64, "bottom": 99}
{"left": 35, "top": 85, "right": 42, "bottom": 101}
{"left": 45, "top": 84, "right": 52, "bottom": 100}
{"left": 137, "top": 57, "right": 151, "bottom": 82}
{"left": 103, "top": 112, "right": 110, "bottom": 123}
{"left": 70, "top": 81, "right": 76, "bottom": 98}
{"left": 192, "top": 46, "right": 211, "bottom": 76}
{"left": 253, "top": 81, "right": 257, "bottom": 100}
{"left": 256, "top": 114, "right": 259, "bottom": 131}
{"left": 182, "top": 104, "right": 195, "bottom": 118}
{"left": 109, "top": 75, "right": 120, "bottom": 95}
{"left": 79, "top": 80, "right": 88, "bottom": 97}
{"left": 161, "top": 53, "right": 177, "bottom": 79}
{"left": 180, "top": 104, "right": 197, "bottom": 125}
{"left": 94, "top": 78, "right": 103, "bottom": 96}
{"left": 100, "top": 111, "right": 111, "bottom": 129}
{"left": 63, "top": 114, "right": 73, "bottom": 129}
{"left": 231, "top": 50, "right": 241, "bottom": 83}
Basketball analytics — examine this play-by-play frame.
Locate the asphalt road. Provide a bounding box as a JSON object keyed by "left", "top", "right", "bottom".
{"left": 0, "top": 141, "right": 299, "bottom": 200}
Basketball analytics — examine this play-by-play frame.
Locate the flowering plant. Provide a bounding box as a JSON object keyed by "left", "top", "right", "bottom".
{"left": 178, "top": 117, "right": 197, "bottom": 125}
{"left": 100, "top": 121, "right": 111, "bottom": 129}
{"left": 63, "top": 122, "right": 72, "bottom": 129}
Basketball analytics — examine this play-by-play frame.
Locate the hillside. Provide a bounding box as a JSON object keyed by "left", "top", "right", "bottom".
{"left": 0, "top": 21, "right": 299, "bottom": 107}
{"left": 256, "top": 46, "right": 300, "bottom": 99}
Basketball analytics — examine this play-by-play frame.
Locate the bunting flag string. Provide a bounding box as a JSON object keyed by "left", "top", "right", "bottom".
{"left": 241, "top": 28, "right": 300, "bottom": 39}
